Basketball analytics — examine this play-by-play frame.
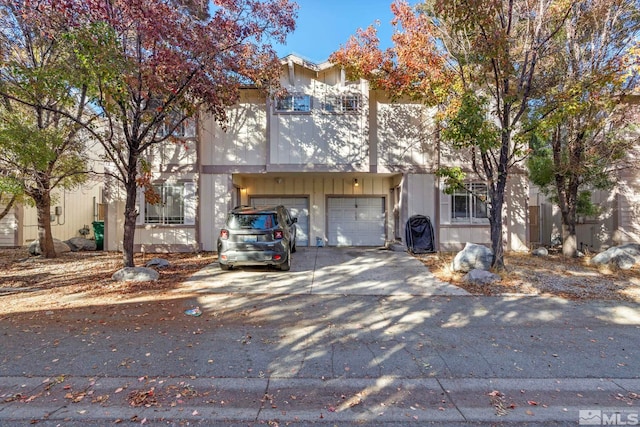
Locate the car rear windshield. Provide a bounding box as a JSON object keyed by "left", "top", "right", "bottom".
{"left": 226, "top": 213, "right": 279, "bottom": 230}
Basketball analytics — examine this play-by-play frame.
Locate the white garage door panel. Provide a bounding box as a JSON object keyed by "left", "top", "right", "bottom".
{"left": 328, "top": 197, "right": 385, "bottom": 246}
{"left": 250, "top": 197, "right": 309, "bottom": 246}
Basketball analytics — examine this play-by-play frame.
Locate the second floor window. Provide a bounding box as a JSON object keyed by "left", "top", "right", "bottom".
{"left": 274, "top": 94, "right": 311, "bottom": 113}
{"left": 159, "top": 114, "right": 196, "bottom": 138}
{"left": 322, "top": 94, "right": 361, "bottom": 113}
{"left": 145, "top": 183, "right": 185, "bottom": 225}
{"left": 451, "top": 183, "right": 489, "bottom": 223}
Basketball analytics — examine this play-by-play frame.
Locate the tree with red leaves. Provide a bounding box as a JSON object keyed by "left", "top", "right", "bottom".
{"left": 4, "top": 0, "right": 296, "bottom": 267}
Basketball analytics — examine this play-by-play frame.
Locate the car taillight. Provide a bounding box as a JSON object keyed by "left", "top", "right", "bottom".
{"left": 274, "top": 230, "right": 284, "bottom": 239}
{"left": 220, "top": 229, "right": 229, "bottom": 240}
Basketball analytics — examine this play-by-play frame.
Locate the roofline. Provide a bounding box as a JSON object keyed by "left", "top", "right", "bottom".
{"left": 280, "top": 54, "right": 336, "bottom": 72}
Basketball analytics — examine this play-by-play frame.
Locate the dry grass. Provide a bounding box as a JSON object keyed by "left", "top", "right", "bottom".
{"left": 415, "top": 251, "right": 640, "bottom": 302}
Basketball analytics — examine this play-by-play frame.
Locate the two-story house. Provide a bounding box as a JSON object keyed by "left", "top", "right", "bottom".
{"left": 100, "top": 55, "right": 530, "bottom": 253}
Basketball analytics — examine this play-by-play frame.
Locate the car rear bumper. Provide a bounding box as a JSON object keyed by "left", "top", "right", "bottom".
{"left": 217, "top": 244, "right": 289, "bottom": 267}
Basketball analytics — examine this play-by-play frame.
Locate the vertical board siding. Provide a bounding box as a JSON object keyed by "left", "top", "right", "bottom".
{"left": 21, "top": 184, "right": 103, "bottom": 245}
{"left": 0, "top": 210, "right": 17, "bottom": 247}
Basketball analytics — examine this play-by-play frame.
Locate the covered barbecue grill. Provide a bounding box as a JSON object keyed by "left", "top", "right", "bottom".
{"left": 405, "top": 215, "right": 435, "bottom": 254}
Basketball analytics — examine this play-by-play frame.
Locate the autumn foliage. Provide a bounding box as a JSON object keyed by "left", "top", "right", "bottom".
{"left": 2, "top": 0, "right": 296, "bottom": 267}
{"left": 330, "top": 0, "right": 452, "bottom": 104}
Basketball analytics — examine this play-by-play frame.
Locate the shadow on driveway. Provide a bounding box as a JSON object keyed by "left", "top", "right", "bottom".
{"left": 181, "top": 247, "right": 468, "bottom": 296}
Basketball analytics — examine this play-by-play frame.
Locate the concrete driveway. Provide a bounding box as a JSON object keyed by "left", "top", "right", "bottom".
{"left": 182, "top": 247, "right": 468, "bottom": 296}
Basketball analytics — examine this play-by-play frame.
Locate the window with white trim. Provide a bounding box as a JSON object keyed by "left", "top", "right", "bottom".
{"left": 145, "top": 183, "right": 185, "bottom": 224}
{"left": 274, "top": 93, "right": 311, "bottom": 113}
{"left": 322, "top": 93, "right": 361, "bottom": 113}
{"left": 451, "top": 183, "right": 489, "bottom": 223}
{"left": 159, "top": 113, "right": 196, "bottom": 138}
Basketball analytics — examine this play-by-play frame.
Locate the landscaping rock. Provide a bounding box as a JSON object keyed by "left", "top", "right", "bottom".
{"left": 65, "top": 237, "right": 97, "bottom": 252}
{"left": 385, "top": 241, "right": 408, "bottom": 252}
{"left": 452, "top": 243, "right": 493, "bottom": 272}
{"left": 591, "top": 243, "right": 640, "bottom": 270}
{"left": 463, "top": 269, "right": 501, "bottom": 285}
{"left": 532, "top": 247, "right": 548, "bottom": 257}
{"left": 28, "top": 239, "right": 71, "bottom": 256}
{"left": 112, "top": 267, "right": 159, "bottom": 282}
{"left": 145, "top": 258, "right": 170, "bottom": 268}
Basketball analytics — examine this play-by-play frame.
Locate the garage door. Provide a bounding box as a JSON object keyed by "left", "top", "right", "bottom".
{"left": 250, "top": 197, "right": 309, "bottom": 247}
{"left": 327, "top": 197, "right": 385, "bottom": 246}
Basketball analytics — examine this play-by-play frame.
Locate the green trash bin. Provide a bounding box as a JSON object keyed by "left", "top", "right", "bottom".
{"left": 92, "top": 221, "right": 104, "bottom": 250}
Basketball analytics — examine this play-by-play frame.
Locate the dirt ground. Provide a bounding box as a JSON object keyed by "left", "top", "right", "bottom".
{"left": 0, "top": 248, "right": 217, "bottom": 315}
{"left": 1, "top": 247, "right": 639, "bottom": 316}
{"left": 416, "top": 251, "right": 640, "bottom": 302}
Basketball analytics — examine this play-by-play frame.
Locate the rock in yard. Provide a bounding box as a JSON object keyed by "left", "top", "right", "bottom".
{"left": 532, "top": 247, "right": 548, "bottom": 257}
{"left": 28, "top": 239, "right": 71, "bottom": 256}
{"left": 112, "top": 267, "right": 159, "bottom": 282}
{"left": 145, "top": 258, "right": 170, "bottom": 268}
{"left": 65, "top": 237, "right": 97, "bottom": 252}
{"left": 591, "top": 244, "right": 640, "bottom": 270}
{"left": 385, "top": 241, "right": 407, "bottom": 252}
{"left": 452, "top": 243, "right": 493, "bottom": 272}
{"left": 463, "top": 269, "right": 501, "bottom": 285}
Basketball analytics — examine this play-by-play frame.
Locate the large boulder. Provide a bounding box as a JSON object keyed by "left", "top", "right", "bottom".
{"left": 65, "top": 237, "right": 97, "bottom": 252}
{"left": 28, "top": 239, "right": 71, "bottom": 256}
{"left": 112, "top": 267, "right": 159, "bottom": 282}
{"left": 591, "top": 244, "right": 640, "bottom": 270}
{"left": 145, "top": 258, "right": 170, "bottom": 268}
{"left": 532, "top": 247, "right": 549, "bottom": 257}
{"left": 452, "top": 243, "right": 493, "bottom": 272}
{"left": 463, "top": 269, "right": 501, "bottom": 286}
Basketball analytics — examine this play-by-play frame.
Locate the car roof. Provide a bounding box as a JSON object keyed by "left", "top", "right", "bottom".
{"left": 230, "top": 205, "right": 282, "bottom": 214}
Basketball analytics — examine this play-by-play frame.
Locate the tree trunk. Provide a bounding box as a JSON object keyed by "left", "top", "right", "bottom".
{"left": 122, "top": 177, "right": 138, "bottom": 268}
{"left": 489, "top": 177, "right": 506, "bottom": 270}
{"left": 560, "top": 195, "right": 579, "bottom": 257}
{"left": 554, "top": 126, "right": 582, "bottom": 258}
{"left": 489, "top": 117, "right": 511, "bottom": 271}
{"left": 33, "top": 190, "right": 56, "bottom": 258}
{"left": 562, "top": 223, "right": 578, "bottom": 257}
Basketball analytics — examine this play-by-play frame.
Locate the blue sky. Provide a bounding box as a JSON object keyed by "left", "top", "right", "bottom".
{"left": 274, "top": 0, "right": 397, "bottom": 63}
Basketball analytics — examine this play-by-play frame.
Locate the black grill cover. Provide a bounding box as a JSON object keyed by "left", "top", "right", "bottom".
{"left": 405, "top": 215, "right": 435, "bottom": 254}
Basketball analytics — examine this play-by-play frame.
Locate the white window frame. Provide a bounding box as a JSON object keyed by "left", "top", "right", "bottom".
{"left": 144, "top": 183, "right": 186, "bottom": 225}
{"left": 451, "top": 183, "right": 489, "bottom": 224}
{"left": 322, "top": 93, "right": 361, "bottom": 113}
{"left": 159, "top": 113, "right": 196, "bottom": 138}
{"left": 274, "top": 93, "right": 311, "bottom": 113}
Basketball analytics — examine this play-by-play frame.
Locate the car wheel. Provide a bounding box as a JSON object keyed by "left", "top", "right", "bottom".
{"left": 280, "top": 250, "right": 291, "bottom": 271}
{"left": 219, "top": 263, "right": 231, "bottom": 271}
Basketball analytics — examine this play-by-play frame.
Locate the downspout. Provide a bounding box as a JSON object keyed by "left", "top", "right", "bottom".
{"left": 434, "top": 120, "right": 441, "bottom": 251}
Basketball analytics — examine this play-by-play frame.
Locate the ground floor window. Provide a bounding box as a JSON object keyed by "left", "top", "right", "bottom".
{"left": 451, "top": 183, "right": 489, "bottom": 223}
{"left": 145, "top": 183, "right": 185, "bottom": 224}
